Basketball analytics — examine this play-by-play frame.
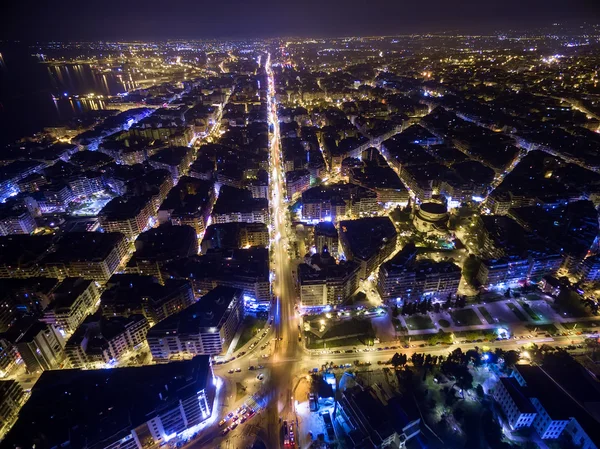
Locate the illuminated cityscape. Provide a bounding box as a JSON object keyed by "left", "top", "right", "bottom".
{"left": 2, "top": 6, "right": 600, "bottom": 449}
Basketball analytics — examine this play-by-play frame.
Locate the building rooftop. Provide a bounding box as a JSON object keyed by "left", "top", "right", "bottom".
{"left": 100, "top": 275, "right": 192, "bottom": 318}
{"left": 2, "top": 356, "right": 211, "bottom": 449}
{"left": 299, "top": 257, "right": 360, "bottom": 285}
{"left": 132, "top": 224, "right": 198, "bottom": 263}
{"left": 285, "top": 169, "right": 310, "bottom": 183}
{"left": 44, "top": 232, "right": 126, "bottom": 264}
{"left": 514, "top": 364, "right": 600, "bottom": 440}
{"left": 202, "top": 222, "right": 268, "bottom": 252}
{"left": 47, "top": 277, "right": 94, "bottom": 311}
{"left": 350, "top": 164, "right": 407, "bottom": 191}
{"left": 212, "top": 185, "right": 268, "bottom": 215}
{"left": 100, "top": 194, "right": 153, "bottom": 221}
{"left": 339, "top": 217, "right": 397, "bottom": 261}
{"left": 0, "top": 235, "right": 54, "bottom": 269}
{"left": 499, "top": 377, "right": 536, "bottom": 414}
{"left": 341, "top": 385, "right": 396, "bottom": 447}
{"left": 66, "top": 313, "right": 148, "bottom": 356}
{"left": 479, "top": 215, "right": 556, "bottom": 259}
{"left": 158, "top": 176, "right": 213, "bottom": 217}
{"left": 314, "top": 221, "right": 338, "bottom": 238}
{"left": 148, "top": 286, "right": 242, "bottom": 336}
{"left": 164, "top": 248, "right": 269, "bottom": 285}
{"left": 148, "top": 146, "right": 193, "bottom": 167}
{"left": 302, "top": 182, "right": 376, "bottom": 204}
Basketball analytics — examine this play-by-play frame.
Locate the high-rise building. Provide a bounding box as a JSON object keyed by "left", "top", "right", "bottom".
{"left": 0, "top": 380, "right": 25, "bottom": 435}
{"left": 13, "top": 320, "right": 65, "bottom": 373}
{"left": 377, "top": 242, "right": 461, "bottom": 303}
{"left": 200, "top": 222, "right": 269, "bottom": 254}
{"left": 0, "top": 201, "right": 37, "bottom": 236}
{"left": 99, "top": 194, "right": 156, "bottom": 239}
{"left": 147, "top": 286, "right": 244, "bottom": 361}
{"left": 339, "top": 217, "right": 398, "bottom": 279}
{"left": 163, "top": 248, "right": 270, "bottom": 306}
{"left": 101, "top": 275, "right": 196, "bottom": 326}
{"left": 3, "top": 357, "right": 216, "bottom": 449}
{"left": 65, "top": 313, "right": 149, "bottom": 368}
{"left": 43, "top": 232, "right": 130, "bottom": 282}
{"left": 285, "top": 169, "right": 311, "bottom": 201}
{"left": 298, "top": 251, "right": 360, "bottom": 308}
{"left": 0, "top": 235, "right": 54, "bottom": 279}
{"left": 314, "top": 221, "right": 339, "bottom": 257}
{"left": 129, "top": 224, "right": 199, "bottom": 283}
{"left": 148, "top": 146, "right": 194, "bottom": 184}
{"left": 41, "top": 278, "right": 100, "bottom": 334}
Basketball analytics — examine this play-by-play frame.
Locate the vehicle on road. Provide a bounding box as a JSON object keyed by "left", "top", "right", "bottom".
{"left": 283, "top": 421, "right": 289, "bottom": 446}
{"left": 235, "top": 367, "right": 241, "bottom": 372}
{"left": 289, "top": 422, "right": 296, "bottom": 445}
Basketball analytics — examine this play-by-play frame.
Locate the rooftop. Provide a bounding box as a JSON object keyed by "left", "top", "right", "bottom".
{"left": 339, "top": 217, "right": 397, "bottom": 261}
{"left": 100, "top": 194, "right": 153, "bottom": 221}
{"left": 3, "top": 356, "right": 211, "bottom": 449}
{"left": 499, "top": 377, "right": 536, "bottom": 414}
{"left": 47, "top": 277, "right": 94, "bottom": 311}
{"left": 132, "top": 224, "right": 198, "bottom": 262}
{"left": 45, "top": 232, "right": 126, "bottom": 263}
{"left": 164, "top": 248, "right": 269, "bottom": 283}
{"left": 212, "top": 185, "right": 268, "bottom": 215}
{"left": 147, "top": 286, "right": 242, "bottom": 336}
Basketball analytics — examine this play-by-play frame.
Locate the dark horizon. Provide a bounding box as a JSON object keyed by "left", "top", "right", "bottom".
{"left": 2, "top": 0, "right": 600, "bottom": 41}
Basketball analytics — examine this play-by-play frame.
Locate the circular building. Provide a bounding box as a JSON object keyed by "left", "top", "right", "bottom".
{"left": 413, "top": 202, "right": 449, "bottom": 234}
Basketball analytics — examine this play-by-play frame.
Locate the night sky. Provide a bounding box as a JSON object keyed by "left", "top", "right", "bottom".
{"left": 1, "top": 0, "right": 599, "bottom": 40}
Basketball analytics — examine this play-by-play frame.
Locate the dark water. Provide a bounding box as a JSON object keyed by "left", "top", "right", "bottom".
{"left": 0, "top": 43, "right": 130, "bottom": 145}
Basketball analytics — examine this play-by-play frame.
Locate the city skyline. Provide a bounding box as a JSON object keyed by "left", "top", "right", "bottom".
{"left": 1, "top": 0, "right": 600, "bottom": 41}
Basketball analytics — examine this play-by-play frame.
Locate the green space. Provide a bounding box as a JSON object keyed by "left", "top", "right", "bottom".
{"left": 526, "top": 323, "right": 559, "bottom": 335}
{"left": 234, "top": 316, "right": 267, "bottom": 351}
{"left": 405, "top": 315, "right": 435, "bottom": 330}
{"left": 507, "top": 303, "right": 528, "bottom": 321}
{"left": 554, "top": 290, "right": 592, "bottom": 318}
{"left": 461, "top": 255, "right": 481, "bottom": 289}
{"left": 305, "top": 318, "right": 375, "bottom": 349}
{"left": 562, "top": 321, "right": 599, "bottom": 331}
{"left": 450, "top": 308, "right": 482, "bottom": 326}
{"left": 518, "top": 301, "right": 542, "bottom": 321}
{"left": 438, "top": 319, "right": 451, "bottom": 328}
{"left": 426, "top": 330, "right": 453, "bottom": 345}
{"left": 453, "top": 329, "right": 498, "bottom": 342}
{"left": 389, "top": 206, "right": 411, "bottom": 224}
{"left": 399, "top": 333, "right": 431, "bottom": 343}
{"left": 477, "top": 306, "right": 494, "bottom": 324}
{"left": 305, "top": 335, "right": 367, "bottom": 350}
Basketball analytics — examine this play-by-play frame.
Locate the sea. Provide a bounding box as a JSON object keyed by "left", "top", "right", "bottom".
{"left": 0, "top": 42, "right": 129, "bottom": 145}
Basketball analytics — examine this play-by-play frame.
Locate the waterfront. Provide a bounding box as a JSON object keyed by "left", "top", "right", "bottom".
{"left": 0, "top": 43, "right": 127, "bottom": 144}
